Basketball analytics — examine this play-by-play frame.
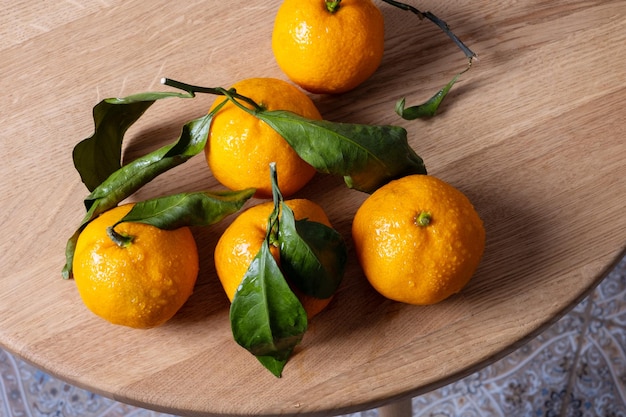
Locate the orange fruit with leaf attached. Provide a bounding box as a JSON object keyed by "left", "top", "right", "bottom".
{"left": 72, "top": 204, "right": 199, "bottom": 328}
{"left": 206, "top": 78, "right": 321, "bottom": 198}
{"left": 272, "top": 0, "right": 385, "bottom": 94}
{"left": 214, "top": 199, "right": 333, "bottom": 319}
{"left": 352, "top": 175, "right": 485, "bottom": 305}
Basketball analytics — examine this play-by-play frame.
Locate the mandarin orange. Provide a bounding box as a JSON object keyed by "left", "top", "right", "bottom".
{"left": 352, "top": 175, "right": 485, "bottom": 305}
{"left": 272, "top": 0, "right": 385, "bottom": 94}
{"left": 214, "top": 199, "right": 334, "bottom": 319}
{"left": 73, "top": 204, "right": 199, "bottom": 328}
{"left": 206, "top": 78, "right": 321, "bottom": 198}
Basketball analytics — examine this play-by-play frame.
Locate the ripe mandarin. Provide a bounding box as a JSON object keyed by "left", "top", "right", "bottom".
{"left": 272, "top": 0, "right": 385, "bottom": 94}
{"left": 206, "top": 78, "right": 321, "bottom": 198}
{"left": 352, "top": 175, "right": 485, "bottom": 305}
{"left": 214, "top": 199, "right": 334, "bottom": 319}
{"left": 73, "top": 204, "right": 199, "bottom": 328}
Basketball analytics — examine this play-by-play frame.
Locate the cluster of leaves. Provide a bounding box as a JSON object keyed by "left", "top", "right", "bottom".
{"left": 231, "top": 163, "right": 347, "bottom": 377}
{"left": 63, "top": 79, "right": 429, "bottom": 377}
{"left": 62, "top": 90, "right": 255, "bottom": 279}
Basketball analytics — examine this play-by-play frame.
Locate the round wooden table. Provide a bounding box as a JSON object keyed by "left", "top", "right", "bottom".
{"left": 1, "top": 1, "right": 624, "bottom": 415}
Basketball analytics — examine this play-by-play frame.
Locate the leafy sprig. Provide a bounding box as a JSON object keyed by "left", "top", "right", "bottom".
{"left": 73, "top": 90, "right": 195, "bottom": 192}
{"left": 63, "top": 90, "right": 248, "bottom": 278}
{"left": 162, "top": 79, "right": 427, "bottom": 193}
{"left": 380, "top": 0, "right": 477, "bottom": 119}
{"left": 230, "top": 163, "right": 347, "bottom": 377}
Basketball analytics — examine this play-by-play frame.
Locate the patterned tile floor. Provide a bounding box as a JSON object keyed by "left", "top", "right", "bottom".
{"left": 2, "top": 254, "right": 624, "bottom": 417}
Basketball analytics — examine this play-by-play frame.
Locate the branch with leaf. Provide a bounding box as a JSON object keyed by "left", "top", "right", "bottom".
{"left": 379, "top": 0, "right": 477, "bottom": 118}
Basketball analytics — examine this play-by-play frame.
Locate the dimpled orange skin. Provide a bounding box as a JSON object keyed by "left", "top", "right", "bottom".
{"left": 352, "top": 175, "right": 486, "bottom": 305}
{"left": 72, "top": 204, "right": 199, "bottom": 328}
{"left": 215, "top": 199, "right": 333, "bottom": 319}
{"left": 272, "top": 0, "right": 385, "bottom": 94}
{"left": 206, "top": 78, "right": 321, "bottom": 199}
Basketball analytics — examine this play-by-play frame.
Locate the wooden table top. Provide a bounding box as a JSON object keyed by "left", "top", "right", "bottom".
{"left": 1, "top": 1, "right": 624, "bottom": 415}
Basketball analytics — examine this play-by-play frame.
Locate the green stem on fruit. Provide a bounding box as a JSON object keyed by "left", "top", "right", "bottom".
{"left": 219, "top": 86, "right": 267, "bottom": 115}
{"left": 325, "top": 0, "right": 341, "bottom": 13}
{"left": 161, "top": 78, "right": 264, "bottom": 112}
{"left": 106, "top": 225, "right": 134, "bottom": 247}
{"left": 380, "top": 0, "right": 477, "bottom": 61}
{"left": 268, "top": 162, "right": 282, "bottom": 247}
{"left": 415, "top": 211, "right": 432, "bottom": 227}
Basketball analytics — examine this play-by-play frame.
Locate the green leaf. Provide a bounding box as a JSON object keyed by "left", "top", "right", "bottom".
{"left": 278, "top": 202, "right": 346, "bottom": 299}
{"left": 62, "top": 113, "right": 212, "bottom": 279}
{"left": 83, "top": 113, "right": 212, "bottom": 212}
{"left": 155, "top": 81, "right": 428, "bottom": 193}
{"left": 229, "top": 235, "right": 307, "bottom": 378}
{"left": 256, "top": 355, "right": 290, "bottom": 378}
{"left": 252, "top": 110, "right": 427, "bottom": 193}
{"left": 61, "top": 229, "right": 82, "bottom": 280}
{"left": 396, "top": 72, "right": 461, "bottom": 120}
{"left": 115, "top": 189, "right": 255, "bottom": 230}
{"left": 61, "top": 200, "right": 109, "bottom": 279}
{"left": 73, "top": 90, "right": 195, "bottom": 192}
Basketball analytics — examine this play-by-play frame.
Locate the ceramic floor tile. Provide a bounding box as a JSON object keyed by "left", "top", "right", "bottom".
{"left": 563, "top": 257, "right": 626, "bottom": 417}
{"left": 591, "top": 257, "right": 626, "bottom": 326}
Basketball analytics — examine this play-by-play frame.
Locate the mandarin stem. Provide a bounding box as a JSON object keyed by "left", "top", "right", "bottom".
{"left": 161, "top": 78, "right": 264, "bottom": 111}
{"left": 325, "top": 0, "right": 341, "bottom": 13}
{"left": 267, "top": 162, "right": 282, "bottom": 247}
{"left": 219, "top": 86, "right": 268, "bottom": 115}
{"left": 380, "top": 0, "right": 477, "bottom": 60}
{"left": 106, "top": 225, "right": 134, "bottom": 247}
{"left": 415, "top": 211, "right": 432, "bottom": 227}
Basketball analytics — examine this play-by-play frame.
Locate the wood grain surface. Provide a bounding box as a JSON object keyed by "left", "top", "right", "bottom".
{"left": 1, "top": 1, "right": 625, "bottom": 416}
